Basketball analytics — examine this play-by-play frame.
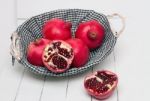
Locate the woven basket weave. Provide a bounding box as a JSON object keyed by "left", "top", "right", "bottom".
{"left": 10, "top": 9, "right": 124, "bottom": 77}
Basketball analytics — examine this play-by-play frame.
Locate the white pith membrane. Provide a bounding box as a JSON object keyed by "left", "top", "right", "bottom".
{"left": 43, "top": 40, "right": 74, "bottom": 71}
{"left": 85, "top": 71, "right": 117, "bottom": 95}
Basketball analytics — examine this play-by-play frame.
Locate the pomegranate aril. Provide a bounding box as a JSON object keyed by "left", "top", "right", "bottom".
{"left": 105, "top": 77, "right": 117, "bottom": 86}
{"left": 44, "top": 53, "right": 57, "bottom": 62}
{"left": 44, "top": 55, "right": 47, "bottom": 58}
{"left": 52, "top": 55, "right": 67, "bottom": 69}
{"left": 97, "top": 85, "right": 109, "bottom": 93}
{"left": 85, "top": 78, "right": 96, "bottom": 88}
{"left": 58, "top": 48, "right": 72, "bottom": 58}
{"left": 48, "top": 47, "right": 53, "bottom": 51}
{"left": 109, "top": 81, "right": 114, "bottom": 86}
{"left": 53, "top": 42, "right": 61, "bottom": 48}
{"left": 96, "top": 71, "right": 117, "bottom": 86}
{"left": 96, "top": 72, "right": 109, "bottom": 81}
{"left": 85, "top": 78, "right": 101, "bottom": 91}
{"left": 86, "top": 78, "right": 109, "bottom": 94}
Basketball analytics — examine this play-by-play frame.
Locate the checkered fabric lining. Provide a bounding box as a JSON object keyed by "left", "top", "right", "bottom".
{"left": 15, "top": 9, "right": 117, "bottom": 77}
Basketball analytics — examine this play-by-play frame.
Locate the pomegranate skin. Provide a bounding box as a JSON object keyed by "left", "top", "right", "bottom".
{"left": 84, "top": 70, "right": 118, "bottom": 100}
{"left": 75, "top": 20, "right": 105, "bottom": 49}
{"left": 27, "top": 38, "right": 50, "bottom": 66}
{"left": 42, "top": 18, "right": 72, "bottom": 40}
{"left": 66, "top": 38, "right": 89, "bottom": 67}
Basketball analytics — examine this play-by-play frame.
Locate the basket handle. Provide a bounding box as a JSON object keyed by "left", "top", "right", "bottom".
{"left": 10, "top": 32, "right": 22, "bottom": 65}
{"left": 107, "top": 13, "right": 125, "bottom": 37}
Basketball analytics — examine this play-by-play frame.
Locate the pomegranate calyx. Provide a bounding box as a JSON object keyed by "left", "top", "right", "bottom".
{"left": 87, "top": 31, "right": 97, "bottom": 40}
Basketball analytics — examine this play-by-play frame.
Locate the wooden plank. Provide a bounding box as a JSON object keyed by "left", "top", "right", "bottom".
{"left": 14, "top": 70, "right": 45, "bottom": 101}
{"left": 113, "top": 0, "right": 150, "bottom": 101}
{"left": 0, "top": 62, "right": 25, "bottom": 101}
{"left": 114, "top": 12, "right": 150, "bottom": 101}
{"left": 0, "top": 0, "right": 17, "bottom": 73}
{"left": 66, "top": 70, "right": 92, "bottom": 101}
{"left": 40, "top": 77, "right": 68, "bottom": 101}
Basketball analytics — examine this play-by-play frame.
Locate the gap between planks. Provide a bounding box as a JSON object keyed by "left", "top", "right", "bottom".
{"left": 113, "top": 50, "right": 119, "bottom": 101}
{"left": 39, "top": 76, "right": 47, "bottom": 101}
{"left": 13, "top": 69, "right": 25, "bottom": 101}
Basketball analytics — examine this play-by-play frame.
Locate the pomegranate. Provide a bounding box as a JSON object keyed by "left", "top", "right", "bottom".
{"left": 75, "top": 20, "right": 105, "bottom": 49}
{"left": 66, "top": 38, "right": 89, "bottom": 67}
{"left": 27, "top": 38, "right": 50, "bottom": 66}
{"left": 84, "top": 70, "right": 118, "bottom": 100}
{"left": 42, "top": 18, "right": 72, "bottom": 40}
{"left": 42, "top": 40, "right": 74, "bottom": 73}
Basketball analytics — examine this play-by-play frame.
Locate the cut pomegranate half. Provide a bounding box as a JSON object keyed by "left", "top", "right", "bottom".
{"left": 84, "top": 70, "right": 118, "bottom": 99}
{"left": 42, "top": 40, "right": 74, "bottom": 73}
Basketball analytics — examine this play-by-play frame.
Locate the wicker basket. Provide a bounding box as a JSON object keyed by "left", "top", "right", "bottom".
{"left": 10, "top": 9, "right": 125, "bottom": 77}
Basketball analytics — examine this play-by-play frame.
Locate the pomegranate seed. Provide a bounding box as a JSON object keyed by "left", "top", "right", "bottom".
{"left": 52, "top": 55, "right": 67, "bottom": 69}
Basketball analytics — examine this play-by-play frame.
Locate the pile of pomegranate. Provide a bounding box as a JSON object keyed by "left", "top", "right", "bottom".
{"left": 27, "top": 18, "right": 105, "bottom": 72}
{"left": 27, "top": 18, "right": 118, "bottom": 99}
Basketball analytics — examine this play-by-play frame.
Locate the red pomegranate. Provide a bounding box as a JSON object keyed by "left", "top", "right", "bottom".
{"left": 42, "top": 40, "right": 74, "bottom": 73}
{"left": 27, "top": 38, "right": 50, "bottom": 66}
{"left": 66, "top": 38, "right": 89, "bottom": 67}
{"left": 75, "top": 20, "right": 105, "bottom": 49}
{"left": 84, "top": 70, "right": 118, "bottom": 100}
{"left": 42, "top": 18, "right": 72, "bottom": 40}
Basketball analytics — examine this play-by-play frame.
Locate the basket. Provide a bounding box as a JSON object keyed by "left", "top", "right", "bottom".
{"left": 10, "top": 9, "right": 125, "bottom": 77}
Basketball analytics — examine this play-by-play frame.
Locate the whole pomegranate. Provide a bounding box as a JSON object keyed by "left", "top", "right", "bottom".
{"left": 42, "top": 40, "right": 74, "bottom": 73}
{"left": 84, "top": 70, "right": 118, "bottom": 100}
{"left": 66, "top": 38, "right": 89, "bottom": 67}
{"left": 27, "top": 38, "right": 50, "bottom": 66}
{"left": 75, "top": 20, "right": 105, "bottom": 49}
{"left": 42, "top": 18, "right": 72, "bottom": 40}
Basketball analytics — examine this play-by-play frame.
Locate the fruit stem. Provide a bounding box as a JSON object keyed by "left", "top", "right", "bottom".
{"left": 87, "top": 31, "right": 97, "bottom": 40}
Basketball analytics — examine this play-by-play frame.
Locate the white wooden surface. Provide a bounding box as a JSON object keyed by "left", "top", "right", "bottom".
{"left": 0, "top": 0, "right": 150, "bottom": 101}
